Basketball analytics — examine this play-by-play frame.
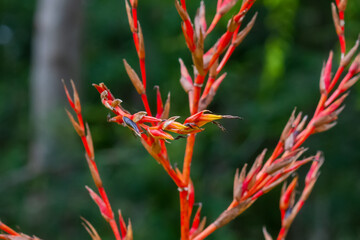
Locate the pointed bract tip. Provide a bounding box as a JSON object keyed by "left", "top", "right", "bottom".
{"left": 262, "top": 226, "right": 273, "bottom": 240}
{"left": 81, "top": 217, "right": 101, "bottom": 240}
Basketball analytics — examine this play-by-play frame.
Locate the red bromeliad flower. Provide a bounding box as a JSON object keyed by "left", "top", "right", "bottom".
{"left": 94, "top": 82, "right": 241, "bottom": 142}
{"left": 2, "top": 0, "right": 357, "bottom": 239}
{"left": 61, "top": 0, "right": 360, "bottom": 239}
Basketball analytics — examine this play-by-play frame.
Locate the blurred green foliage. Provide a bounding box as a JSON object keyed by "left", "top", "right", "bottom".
{"left": 1, "top": 0, "right": 360, "bottom": 239}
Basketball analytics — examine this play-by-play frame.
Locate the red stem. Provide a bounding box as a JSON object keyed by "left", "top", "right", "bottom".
{"left": 180, "top": 190, "right": 190, "bottom": 240}
{"left": 140, "top": 58, "right": 147, "bottom": 89}
{"left": 132, "top": 33, "right": 139, "bottom": 52}
{"left": 180, "top": 0, "right": 187, "bottom": 10}
{"left": 193, "top": 224, "right": 217, "bottom": 240}
{"left": 328, "top": 66, "right": 345, "bottom": 93}
{"left": 277, "top": 227, "right": 287, "bottom": 240}
{"left": 183, "top": 134, "right": 196, "bottom": 185}
{"left": 314, "top": 94, "right": 327, "bottom": 117}
{"left": 132, "top": 8, "right": 138, "bottom": 30}
{"left": 0, "top": 222, "right": 20, "bottom": 236}
{"left": 141, "top": 94, "right": 152, "bottom": 116}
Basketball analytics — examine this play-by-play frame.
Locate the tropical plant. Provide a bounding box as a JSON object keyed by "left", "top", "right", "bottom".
{"left": 1, "top": 0, "right": 359, "bottom": 239}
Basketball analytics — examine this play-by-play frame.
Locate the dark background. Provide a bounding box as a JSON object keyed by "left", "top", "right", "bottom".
{"left": 1, "top": 0, "right": 360, "bottom": 239}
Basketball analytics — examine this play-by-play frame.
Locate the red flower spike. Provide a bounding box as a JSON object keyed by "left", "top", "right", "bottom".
{"left": 273, "top": 154, "right": 325, "bottom": 240}
{"left": 86, "top": 186, "right": 112, "bottom": 222}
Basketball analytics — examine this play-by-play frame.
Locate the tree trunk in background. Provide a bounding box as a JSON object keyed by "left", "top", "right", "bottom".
{"left": 29, "top": 0, "right": 83, "bottom": 173}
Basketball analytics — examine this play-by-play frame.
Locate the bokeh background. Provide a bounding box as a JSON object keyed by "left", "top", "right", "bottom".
{"left": 1, "top": 0, "right": 360, "bottom": 239}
